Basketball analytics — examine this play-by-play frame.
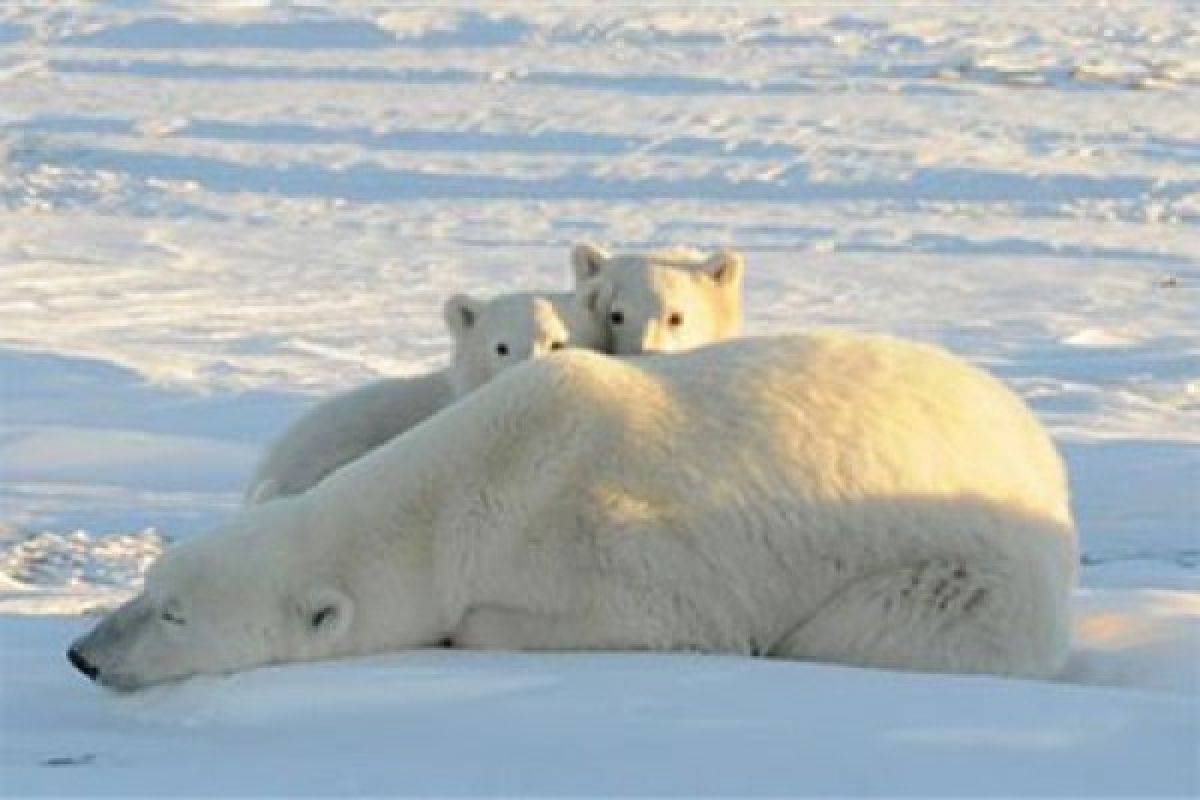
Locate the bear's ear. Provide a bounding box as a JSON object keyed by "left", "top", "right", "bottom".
{"left": 443, "top": 293, "right": 482, "bottom": 336}
{"left": 576, "top": 276, "right": 614, "bottom": 317}
{"left": 571, "top": 243, "right": 612, "bottom": 285}
{"left": 301, "top": 587, "right": 354, "bottom": 641}
{"left": 699, "top": 249, "right": 744, "bottom": 288}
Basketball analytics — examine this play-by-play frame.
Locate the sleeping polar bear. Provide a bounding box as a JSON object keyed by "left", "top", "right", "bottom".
{"left": 69, "top": 331, "right": 1076, "bottom": 690}
{"left": 245, "top": 291, "right": 604, "bottom": 504}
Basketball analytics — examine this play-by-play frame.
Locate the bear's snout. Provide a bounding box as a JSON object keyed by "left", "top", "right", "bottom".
{"left": 67, "top": 645, "right": 99, "bottom": 681}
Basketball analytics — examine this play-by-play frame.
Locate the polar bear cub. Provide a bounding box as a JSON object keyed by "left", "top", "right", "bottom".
{"left": 443, "top": 292, "right": 583, "bottom": 395}
{"left": 572, "top": 244, "right": 744, "bottom": 355}
{"left": 245, "top": 291, "right": 602, "bottom": 504}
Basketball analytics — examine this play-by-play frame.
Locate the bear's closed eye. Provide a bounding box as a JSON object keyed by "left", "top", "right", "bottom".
{"left": 310, "top": 606, "right": 337, "bottom": 629}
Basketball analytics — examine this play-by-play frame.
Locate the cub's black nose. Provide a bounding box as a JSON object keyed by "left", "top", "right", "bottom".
{"left": 67, "top": 646, "right": 99, "bottom": 681}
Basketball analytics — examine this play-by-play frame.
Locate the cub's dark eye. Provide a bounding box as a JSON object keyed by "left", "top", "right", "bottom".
{"left": 495, "top": 343, "right": 509, "bottom": 356}
{"left": 667, "top": 311, "right": 684, "bottom": 328}
{"left": 160, "top": 608, "right": 186, "bottom": 626}
{"left": 550, "top": 341, "right": 565, "bottom": 351}
{"left": 310, "top": 606, "right": 337, "bottom": 630}
{"left": 609, "top": 311, "right": 624, "bottom": 325}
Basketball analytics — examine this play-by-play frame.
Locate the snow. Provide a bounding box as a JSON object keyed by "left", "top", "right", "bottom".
{"left": 3, "top": 614, "right": 1197, "bottom": 797}
{"left": 1, "top": 1, "right": 1197, "bottom": 795}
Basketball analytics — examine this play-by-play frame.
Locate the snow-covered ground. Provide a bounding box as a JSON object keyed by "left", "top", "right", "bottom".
{"left": 1, "top": 2, "right": 1197, "bottom": 795}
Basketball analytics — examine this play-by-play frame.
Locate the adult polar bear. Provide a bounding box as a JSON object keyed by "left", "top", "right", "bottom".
{"left": 69, "top": 331, "right": 1076, "bottom": 690}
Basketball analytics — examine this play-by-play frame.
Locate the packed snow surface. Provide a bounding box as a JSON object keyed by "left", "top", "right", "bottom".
{"left": 1, "top": 2, "right": 1197, "bottom": 795}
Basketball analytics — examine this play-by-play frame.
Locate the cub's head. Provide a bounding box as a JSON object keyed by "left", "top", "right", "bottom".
{"left": 443, "top": 291, "right": 605, "bottom": 395}
{"left": 66, "top": 501, "right": 437, "bottom": 691}
{"left": 572, "top": 244, "right": 744, "bottom": 355}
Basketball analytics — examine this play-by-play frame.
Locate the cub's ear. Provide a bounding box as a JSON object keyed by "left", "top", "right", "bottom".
{"left": 443, "top": 293, "right": 482, "bottom": 335}
{"left": 576, "top": 276, "right": 614, "bottom": 317}
{"left": 571, "top": 243, "right": 612, "bottom": 285}
{"left": 700, "top": 249, "right": 744, "bottom": 288}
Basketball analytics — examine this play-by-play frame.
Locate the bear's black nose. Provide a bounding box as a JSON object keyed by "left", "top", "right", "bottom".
{"left": 67, "top": 646, "right": 99, "bottom": 681}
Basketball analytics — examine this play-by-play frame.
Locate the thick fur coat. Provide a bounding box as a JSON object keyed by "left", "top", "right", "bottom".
{"left": 245, "top": 291, "right": 602, "bottom": 503}
{"left": 73, "top": 331, "right": 1076, "bottom": 689}
{"left": 572, "top": 244, "right": 744, "bottom": 354}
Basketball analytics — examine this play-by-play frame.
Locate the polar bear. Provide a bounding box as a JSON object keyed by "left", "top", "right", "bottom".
{"left": 572, "top": 244, "right": 744, "bottom": 354}
{"left": 70, "top": 331, "right": 1076, "bottom": 690}
{"left": 245, "top": 291, "right": 603, "bottom": 504}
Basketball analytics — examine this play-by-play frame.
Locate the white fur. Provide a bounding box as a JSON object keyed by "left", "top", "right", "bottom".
{"left": 442, "top": 291, "right": 602, "bottom": 396}
{"left": 243, "top": 372, "right": 454, "bottom": 505}
{"left": 73, "top": 331, "right": 1076, "bottom": 689}
{"left": 573, "top": 243, "right": 744, "bottom": 354}
{"left": 245, "top": 291, "right": 603, "bottom": 504}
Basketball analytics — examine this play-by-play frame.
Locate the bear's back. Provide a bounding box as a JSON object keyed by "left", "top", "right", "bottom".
{"left": 526, "top": 332, "right": 1068, "bottom": 524}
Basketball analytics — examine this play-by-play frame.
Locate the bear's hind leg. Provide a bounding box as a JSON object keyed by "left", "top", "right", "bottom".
{"left": 770, "top": 558, "right": 1064, "bottom": 679}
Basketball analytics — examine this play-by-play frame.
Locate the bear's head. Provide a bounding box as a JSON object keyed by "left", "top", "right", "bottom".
{"left": 443, "top": 292, "right": 605, "bottom": 396}
{"left": 572, "top": 244, "right": 744, "bottom": 355}
{"left": 66, "top": 499, "right": 439, "bottom": 690}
